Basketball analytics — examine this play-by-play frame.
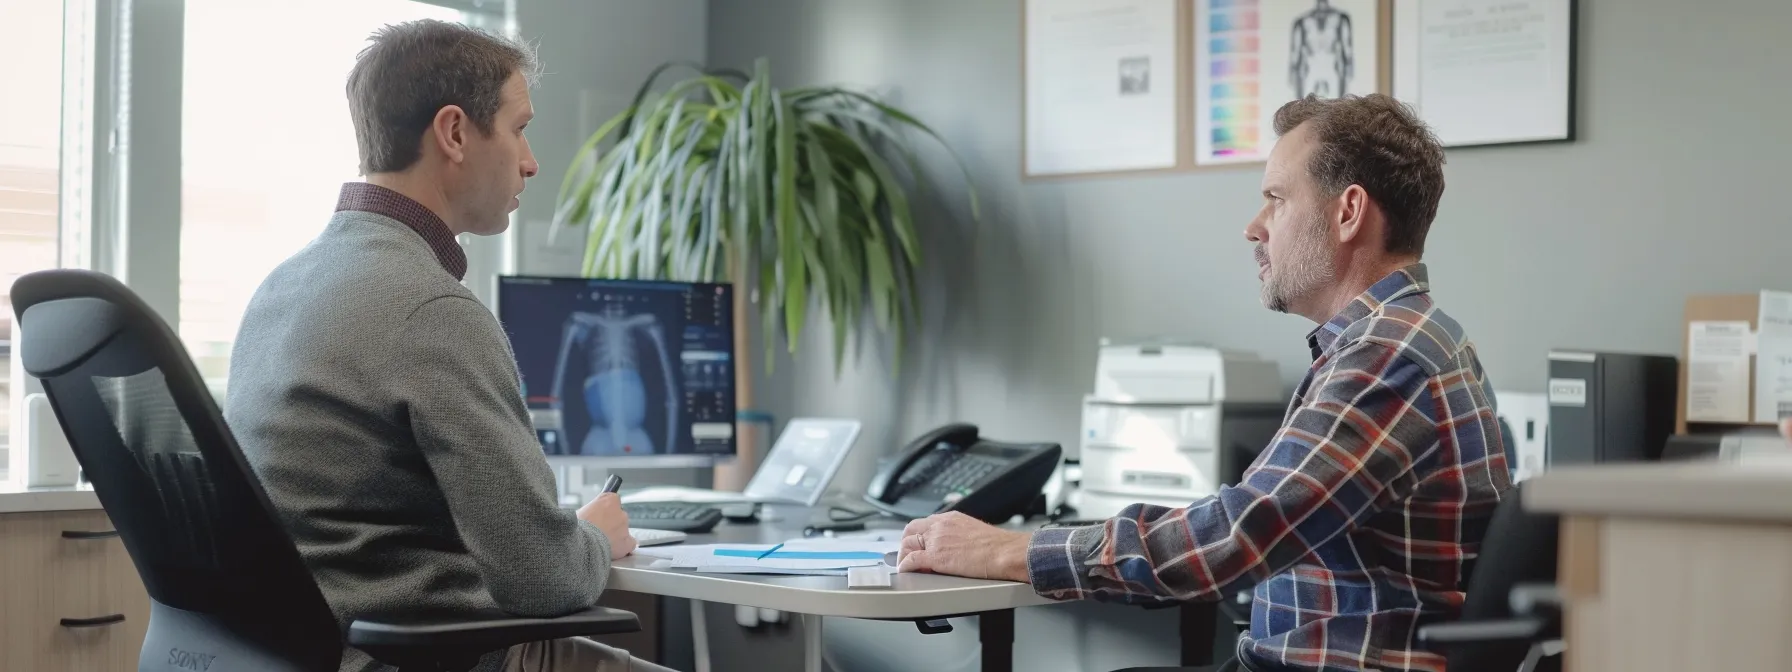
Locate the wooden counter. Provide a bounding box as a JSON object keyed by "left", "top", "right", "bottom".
{"left": 1526, "top": 463, "right": 1792, "bottom": 671}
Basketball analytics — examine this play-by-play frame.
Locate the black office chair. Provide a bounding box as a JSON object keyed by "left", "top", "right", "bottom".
{"left": 1416, "top": 480, "right": 1564, "bottom": 672}
{"left": 1109, "top": 480, "right": 1562, "bottom": 672}
{"left": 12, "top": 269, "right": 640, "bottom": 672}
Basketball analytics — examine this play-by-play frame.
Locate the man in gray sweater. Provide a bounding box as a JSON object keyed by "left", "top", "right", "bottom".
{"left": 225, "top": 20, "right": 663, "bottom": 672}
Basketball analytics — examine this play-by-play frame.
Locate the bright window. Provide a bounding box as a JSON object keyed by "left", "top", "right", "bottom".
{"left": 0, "top": 0, "right": 88, "bottom": 472}
{"left": 179, "top": 0, "right": 471, "bottom": 390}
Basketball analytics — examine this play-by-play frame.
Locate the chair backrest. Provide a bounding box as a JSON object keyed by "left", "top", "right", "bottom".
{"left": 1449, "top": 480, "right": 1560, "bottom": 672}
{"left": 12, "top": 269, "right": 342, "bottom": 671}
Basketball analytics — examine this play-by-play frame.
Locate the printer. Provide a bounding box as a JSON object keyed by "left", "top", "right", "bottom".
{"left": 1073, "top": 340, "right": 1286, "bottom": 519}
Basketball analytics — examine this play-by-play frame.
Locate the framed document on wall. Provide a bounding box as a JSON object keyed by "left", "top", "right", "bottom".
{"left": 1023, "top": 0, "right": 1187, "bottom": 178}
{"left": 1391, "top": 0, "right": 1578, "bottom": 147}
{"left": 1192, "top": 0, "right": 1390, "bottom": 166}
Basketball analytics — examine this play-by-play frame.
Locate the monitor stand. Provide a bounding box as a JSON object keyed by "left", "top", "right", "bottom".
{"left": 555, "top": 464, "right": 587, "bottom": 508}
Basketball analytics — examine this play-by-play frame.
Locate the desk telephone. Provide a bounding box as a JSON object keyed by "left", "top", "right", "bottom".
{"left": 862, "top": 423, "right": 1062, "bottom": 523}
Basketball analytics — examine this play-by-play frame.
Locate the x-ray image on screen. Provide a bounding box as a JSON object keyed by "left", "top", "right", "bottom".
{"left": 550, "top": 303, "right": 678, "bottom": 456}
{"left": 499, "top": 276, "right": 737, "bottom": 461}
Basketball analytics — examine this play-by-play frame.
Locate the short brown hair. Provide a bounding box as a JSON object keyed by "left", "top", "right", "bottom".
{"left": 1273, "top": 94, "right": 1445, "bottom": 256}
{"left": 347, "top": 20, "right": 541, "bottom": 174}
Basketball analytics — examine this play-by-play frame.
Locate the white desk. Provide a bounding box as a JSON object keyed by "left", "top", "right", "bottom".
{"left": 610, "top": 509, "right": 1224, "bottom": 672}
{"left": 611, "top": 513, "right": 1052, "bottom": 672}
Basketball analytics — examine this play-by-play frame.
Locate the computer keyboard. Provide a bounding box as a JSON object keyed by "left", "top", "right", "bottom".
{"left": 621, "top": 501, "right": 725, "bottom": 533}
{"left": 629, "top": 528, "right": 688, "bottom": 547}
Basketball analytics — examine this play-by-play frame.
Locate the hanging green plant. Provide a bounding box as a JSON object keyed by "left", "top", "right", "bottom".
{"left": 550, "top": 58, "right": 978, "bottom": 375}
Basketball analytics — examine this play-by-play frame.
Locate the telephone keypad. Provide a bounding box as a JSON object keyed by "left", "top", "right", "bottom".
{"left": 918, "top": 453, "right": 1003, "bottom": 498}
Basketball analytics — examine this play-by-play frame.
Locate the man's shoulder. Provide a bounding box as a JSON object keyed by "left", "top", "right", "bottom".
{"left": 233, "top": 220, "right": 477, "bottom": 371}
{"left": 262, "top": 216, "right": 473, "bottom": 307}
{"left": 1334, "top": 292, "right": 1470, "bottom": 378}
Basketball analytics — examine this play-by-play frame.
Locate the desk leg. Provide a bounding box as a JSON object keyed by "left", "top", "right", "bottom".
{"left": 690, "top": 599, "right": 711, "bottom": 672}
{"left": 1180, "top": 602, "right": 1217, "bottom": 666}
{"left": 979, "top": 609, "right": 1015, "bottom": 672}
{"left": 801, "top": 613, "right": 823, "bottom": 672}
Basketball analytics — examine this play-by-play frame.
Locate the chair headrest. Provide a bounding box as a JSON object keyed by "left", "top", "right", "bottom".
{"left": 19, "top": 297, "right": 129, "bottom": 378}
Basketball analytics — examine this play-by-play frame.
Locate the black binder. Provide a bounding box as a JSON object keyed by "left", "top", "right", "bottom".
{"left": 1546, "top": 351, "right": 1679, "bottom": 465}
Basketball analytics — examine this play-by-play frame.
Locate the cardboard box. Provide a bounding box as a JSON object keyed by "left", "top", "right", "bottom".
{"left": 1677, "top": 293, "right": 1790, "bottom": 433}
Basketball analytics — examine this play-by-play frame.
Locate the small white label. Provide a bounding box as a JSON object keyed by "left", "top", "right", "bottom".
{"left": 1547, "top": 378, "right": 1587, "bottom": 407}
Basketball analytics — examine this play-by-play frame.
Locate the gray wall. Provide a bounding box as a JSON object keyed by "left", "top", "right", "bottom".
{"left": 515, "top": 0, "right": 709, "bottom": 278}
{"left": 709, "top": 0, "right": 1792, "bottom": 468}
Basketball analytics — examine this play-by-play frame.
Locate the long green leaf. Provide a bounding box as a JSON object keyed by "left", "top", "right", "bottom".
{"left": 815, "top": 88, "right": 981, "bottom": 222}
{"left": 550, "top": 56, "right": 975, "bottom": 376}
{"left": 772, "top": 89, "right": 806, "bottom": 351}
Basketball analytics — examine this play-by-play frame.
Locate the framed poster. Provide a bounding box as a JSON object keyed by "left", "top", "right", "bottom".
{"left": 1193, "top": 0, "right": 1389, "bottom": 166}
{"left": 1023, "top": 0, "right": 1187, "bottom": 178}
{"left": 1391, "top": 0, "right": 1578, "bottom": 147}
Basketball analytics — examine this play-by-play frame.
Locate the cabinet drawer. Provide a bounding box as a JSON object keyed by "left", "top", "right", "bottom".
{"left": 0, "top": 508, "right": 151, "bottom": 671}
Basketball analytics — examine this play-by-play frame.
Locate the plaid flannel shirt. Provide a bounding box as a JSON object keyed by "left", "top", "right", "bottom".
{"left": 1029, "top": 264, "right": 1511, "bottom": 672}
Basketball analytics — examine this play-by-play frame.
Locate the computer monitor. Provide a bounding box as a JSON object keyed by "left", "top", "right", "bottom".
{"left": 496, "top": 275, "right": 737, "bottom": 468}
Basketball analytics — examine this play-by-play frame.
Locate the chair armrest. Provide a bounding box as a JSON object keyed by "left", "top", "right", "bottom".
{"left": 349, "top": 606, "right": 641, "bottom": 667}
{"left": 1419, "top": 583, "right": 1566, "bottom": 654}
{"left": 1510, "top": 582, "right": 1563, "bottom": 618}
{"left": 1417, "top": 616, "right": 1546, "bottom": 647}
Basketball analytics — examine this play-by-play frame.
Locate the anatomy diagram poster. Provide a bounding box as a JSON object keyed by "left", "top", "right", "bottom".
{"left": 1194, "top": 0, "right": 1381, "bottom": 165}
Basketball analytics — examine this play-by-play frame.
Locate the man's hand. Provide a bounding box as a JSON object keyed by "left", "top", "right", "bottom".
{"left": 896, "top": 511, "right": 1032, "bottom": 583}
{"left": 577, "top": 493, "right": 638, "bottom": 560}
{"left": 1782, "top": 418, "right": 1792, "bottom": 446}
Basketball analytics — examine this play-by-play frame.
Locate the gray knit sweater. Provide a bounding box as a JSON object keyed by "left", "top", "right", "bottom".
{"left": 224, "top": 212, "right": 614, "bottom": 672}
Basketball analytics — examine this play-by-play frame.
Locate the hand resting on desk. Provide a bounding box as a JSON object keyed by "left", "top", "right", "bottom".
{"left": 577, "top": 492, "right": 639, "bottom": 559}
{"left": 1782, "top": 418, "right": 1792, "bottom": 446}
{"left": 896, "top": 511, "right": 1032, "bottom": 583}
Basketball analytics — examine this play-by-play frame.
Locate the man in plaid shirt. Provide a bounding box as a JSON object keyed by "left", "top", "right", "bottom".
{"left": 898, "top": 94, "right": 1511, "bottom": 672}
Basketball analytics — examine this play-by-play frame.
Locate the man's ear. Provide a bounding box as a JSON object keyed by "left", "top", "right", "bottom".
{"left": 1335, "top": 184, "right": 1370, "bottom": 244}
{"left": 430, "top": 105, "right": 469, "bottom": 164}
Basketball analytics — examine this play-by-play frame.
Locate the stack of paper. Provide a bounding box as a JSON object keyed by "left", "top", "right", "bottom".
{"left": 636, "top": 539, "right": 900, "bottom": 576}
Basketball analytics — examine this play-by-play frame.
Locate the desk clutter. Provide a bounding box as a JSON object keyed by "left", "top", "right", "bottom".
{"left": 635, "top": 537, "right": 900, "bottom": 582}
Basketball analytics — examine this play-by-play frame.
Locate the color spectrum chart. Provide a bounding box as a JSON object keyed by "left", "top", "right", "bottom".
{"left": 1196, "top": 0, "right": 1265, "bottom": 164}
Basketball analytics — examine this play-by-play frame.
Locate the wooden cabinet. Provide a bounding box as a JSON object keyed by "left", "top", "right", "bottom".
{"left": 1528, "top": 463, "right": 1792, "bottom": 672}
{"left": 0, "top": 508, "right": 151, "bottom": 671}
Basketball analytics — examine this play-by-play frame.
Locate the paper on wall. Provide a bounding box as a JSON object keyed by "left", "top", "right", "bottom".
{"left": 1755, "top": 291, "right": 1792, "bottom": 423}
{"left": 1024, "top": 0, "right": 1179, "bottom": 175}
{"left": 1687, "top": 321, "right": 1753, "bottom": 423}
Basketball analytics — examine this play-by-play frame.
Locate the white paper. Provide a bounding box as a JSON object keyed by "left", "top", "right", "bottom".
{"left": 1025, "top": 0, "right": 1179, "bottom": 175}
{"left": 1756, "top": 291, "right": 1792, "bottom": 423}
{"left": 1391, "top": 0, "right": 1574, "bottom": 146}
{"left": 635, "top": 543, "right": 771, "bottom": 564}
{"left": 790, "top": 530, "right": 903, "bottom": 544}
{"left": 1687, "top": 321, "right": 1753, "bottom": 423}
{"left": 1194, "top": 0, "right": 1382, "bottom": 165}
{"left": 635, "top": 541, "right": 899, "bottom": 576}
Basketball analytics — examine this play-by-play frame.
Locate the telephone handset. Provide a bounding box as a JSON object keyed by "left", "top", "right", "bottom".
{"left": 863, "top": 423, "right": 1063, "bottom": 523}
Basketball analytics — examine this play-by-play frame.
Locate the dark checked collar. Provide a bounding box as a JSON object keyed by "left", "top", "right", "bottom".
{"left": 335, "top": 182, "right": 467, "bottom": 280}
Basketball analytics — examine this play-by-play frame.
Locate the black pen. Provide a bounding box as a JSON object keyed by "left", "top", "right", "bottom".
{"left": 601, "top": 474, "right": 623, "bottom": 494}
